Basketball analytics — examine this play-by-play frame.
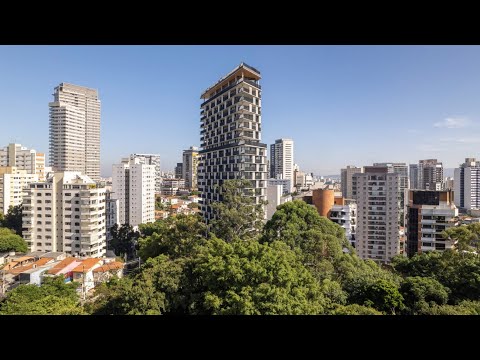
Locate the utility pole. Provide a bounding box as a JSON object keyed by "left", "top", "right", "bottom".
{"left": 82, "top": 264, "right": 86, "bottom": 301}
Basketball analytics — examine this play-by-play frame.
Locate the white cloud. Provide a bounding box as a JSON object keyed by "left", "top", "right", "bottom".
{"left": 434, "top": 117, "right": 470, "bottom": 129}
{"left": 439, "top": 137, "right": 480, "bottom": 144}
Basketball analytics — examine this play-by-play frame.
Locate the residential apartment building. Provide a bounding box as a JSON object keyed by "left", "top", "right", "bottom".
{"left": 0, "top": 167, "right": 38, "bottom": 214}
{"left": 341, "top": 165, "right": 363, "bottom": 199}
{"left": 198, "top": 63, "right": 267, "bottom": 221}
{"left": 105, "top": 189, "right": 119, "bottom": 245}
{"left": 49, "top": 83, "right": 101, "bottom": 181}
{"left": 175, "top": 163, "right": 183, "bottom": 179}
{"left": 409, "top": 164, "right": 419, "bottom": 189}
{"left": 267, "top": 178, "right": 291, "bottom": 195}
{"left": 161, "top": 178, "right": 186, "bottom": 196}
{"left": 0, "top": 143, "right": 46, "bottom": 181}
{"left": 270, "top": 138, "right": 294, "bottom": 192}
{"left": 454, "top": 157, "right": 480, "bottom": 211}
{"left": 329, "top": 198, "right": 357, "bottom": 248}
{"left": 418, "top": 159, "right": 443, "bottom": 190}
{"left": 182, "top": 146, "right": 199, "bottom": 190}
{"left": 129, "top": 154, "right": 161, "bottom": 194}
{"left": 112, "top": 157, "right": 155, "bottom": 227}
{"left": 353, "top": 166, "right": 400, "bottom": 263}
{"left": 405, "top": 189, "right": 458, "bottom": 257}
{"left": 266, "top": 184, "right": 292, "bottom": 220}
{"left": 22, "top": 172, "right": 107, "bottom": 257}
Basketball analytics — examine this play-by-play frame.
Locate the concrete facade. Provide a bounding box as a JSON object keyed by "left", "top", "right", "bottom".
{"left": 22, "top": 172, "right": 107, "bottom": 257}
{"left": 0, "top": 167, "right": 38, "bottom": 214}
{"left": 182, "top": 147, "right": 199, "bottom": 190}
{"left": 0, "top": 143, "right": 45, "bottom": 181}
{"left": 270, "top": 138, "right": 294, "bottom": 192}
{"left": 49, "top": 83, "right": 101, "bottom": 181}
{"left": 341, "top": 165, "right": 363, "bottom": 199}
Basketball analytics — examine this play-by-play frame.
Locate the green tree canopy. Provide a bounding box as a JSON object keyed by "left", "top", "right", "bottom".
{"left": 110, "top": 223, "right": 140, "bottom": 260}
{"left": 1, "top": 204, "right": 23, "bottom": 235}
{"left": 138, "top": 214, "right": 207, "bottom": 261}
{"left": 0, "top": 276, "right": 84, "bottom": 315}
{"left": 92, "top": 237, "right": 326, "bottom": 315}
{"left": 399, "top": 276, "right": 449, "bottom": 314}
{"left": 210, "top": 179, "right": 266, "bottom": 242}
{"left": 0, "top": 227, "right": 27, "bottom": 253}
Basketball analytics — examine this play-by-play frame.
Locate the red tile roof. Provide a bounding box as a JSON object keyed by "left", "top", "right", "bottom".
{"left": 47, "top": 257, "right": 77, "bottom": 275}
{"left": 93, "top": 262, "right": 124, "bottom": 273}
{"left": 72, "top": 258, "right": 101, "bottom": 273}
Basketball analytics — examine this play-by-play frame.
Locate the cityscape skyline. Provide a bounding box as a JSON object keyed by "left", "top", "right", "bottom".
{"left": 2, "top": 45, "right": 480, "bottom": 176}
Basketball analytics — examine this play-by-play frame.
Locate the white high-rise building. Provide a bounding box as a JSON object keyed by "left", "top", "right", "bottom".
{"left": 329, "top": 201, "right": 357, "bottom": 248}
{"left": 112, "top": 157, "right": 155, "bottom": 227}
{"left": 341, "top": 165, "right": 363, "bottom": 199}
{"left": 353, "top": 166, "right": 400, "bottom": 263}
{"left": 199, "top": 63, "right": 267, "bottom": 222}
{"left": 0, "top": 143, "right": 46, "bottom": 181}
{"left": 129, "top": 154, "right": 161, "bottom": 194}
{"left": 266, "top": 184, "right": 292, "bottom": 220}
{"left": 0, "top": 167, "right": 38, "bottom": 215}
{"left": 49, "top": 83, "right": 101, "bottom": 181}
{"left": 182, "top": 146, "right": 199, "bottom": 190}
{"left": 22, "top": 172, "right": 106, "bottom": 257}
{"left": 454, "top": 157, "right": 480, "bottom": 210}
{"left": 270, "top": 138, "right": 294, "bottom": 192}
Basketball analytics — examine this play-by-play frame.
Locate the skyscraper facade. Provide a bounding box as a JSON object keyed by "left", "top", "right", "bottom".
{"left": 341, "top": 165, "right": 363, "bottom": 199}
{"left": 182, "top": 146, "right": 199, "bottom": 190}
{"left": 409, "top": 164, "right": 419, "bottom": 189}
{"left": 418, "top": 159, "right": 443, "bottom": 191}
{"left": 198, "top": 63, "right": 267, "bottom": 221}
{"left": 129, "top": 153, "right": 161, "bottom": 194}
{"left": 454, "top": 157, "right": 480, "bottom": 210}
{"left": 354, "top": 166, "right": 400, "bottom": 263}
{"left": 112, "top": 157, "right": 155, "bottom": 227}
{"left": 270, "top": 138, "right": 294, "bottom": 192}
{"left": 22, "top": 172, "right": 107, "bottom": 257}
{"left": 49, "top": 83, "right": 101, "bottom": 181}
{"left": 0, "top": 143, "right": 46, "bottom": 181}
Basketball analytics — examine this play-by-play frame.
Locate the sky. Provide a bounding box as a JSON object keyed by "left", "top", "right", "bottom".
{"left": 1, "top": 45, "right": 480, "bottom": 177}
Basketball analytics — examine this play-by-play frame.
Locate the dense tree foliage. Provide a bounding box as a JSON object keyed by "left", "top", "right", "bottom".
{"left": 1, "top": 204, "right": 23, "bottom": 235}
{"left": 392, "top": 251, "right": 480, "bottom": 303}
{"left": 109, "top": 224, "right": 140, "bottom": 260}
{"left": 0, "top": 277, "right": 84, "bottom": 315}
{"left": 138, "top": 214, "right": 207, "bottom": 260}
{"left": 442, "top": 223, "right": 480, "bottom": 253}
{"left": 92, "top": 232, "right": 326, "bottom": 315}
{"left": 210, "top": 179, "right": 266, "bottom": 242}
{"left": 0, "top": 227, "right": 28, "bottom": 253}
{"left": 399, "top": 276, "right": 449, "bottom": 314}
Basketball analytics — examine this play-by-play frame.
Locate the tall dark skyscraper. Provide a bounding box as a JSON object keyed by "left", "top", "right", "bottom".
{"left": 198, "top": 63, "right": 267, "bottom": 221}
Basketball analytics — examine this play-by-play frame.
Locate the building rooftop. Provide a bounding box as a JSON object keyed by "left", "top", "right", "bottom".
{"left": 72, "top": 258, "right": 101, "bottom": 273}
{"left": 93, "top": 262, "right": 124, "bottom": 273}
{"left": 47, "top": 257, "right": 78, "bottom": 275}
{"left": 201, "top": 62, "right": 261, "bottom": 100}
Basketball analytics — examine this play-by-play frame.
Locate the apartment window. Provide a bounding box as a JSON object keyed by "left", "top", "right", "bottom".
{"left": 37, "top": 200, "right": 42, "bottom": 204}
{"left": 37, "top": 207, "right": 42, "bottom": 211}
{"left": 36, "top": 242, "right": 42, "bottom": 246}
{"left": 36, "top": 235, "right": 42, "bottom": 239}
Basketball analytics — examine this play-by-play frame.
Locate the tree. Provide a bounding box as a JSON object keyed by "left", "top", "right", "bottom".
{"left": 1, "top": 204, "right": 23, "bottom": 235}
{"left": 187, "top": 202, "right": 199, "bottom": 209}
{"left": 93, "top": 237, "right": 326, "bottom": 315}
{"left": 0, "top": 276, "right": 84, "bottom": 315}
{"left": 0, "top": 227, "right": 28, "bottom": 253}
{"left": 110, "top": 224, "right": 140, "bottom": 260}
{"left": 399, "top": 276, "right": 449, "bottom": 314}
{"left": 138, "top": 214, "right": 207, "bottom": 261}
{"left": 328, "top": 303, "right": 382, "bottom": 315}
{"left": 209, "top": 179, "right": 266, "bottom": 242}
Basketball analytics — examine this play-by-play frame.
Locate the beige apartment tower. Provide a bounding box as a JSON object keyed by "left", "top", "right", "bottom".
{"left": 49, "top": 83, "right": 101, "bottom": 181}
{"left": 182, "top": 146, "right": 199, "bottom": 190}
{"left": 22, "top": 172, "right": 107, "bottom": 257}
{"left": 0, "top": 143, "right": 46, "bottom": 181}
{"left": 353, "top": 166, "right": 400, "bottom": 263}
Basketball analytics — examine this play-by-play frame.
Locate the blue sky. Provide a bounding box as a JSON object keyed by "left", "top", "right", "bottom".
{"left": 1, "top": 45, "right": 480, "bottom": 177}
